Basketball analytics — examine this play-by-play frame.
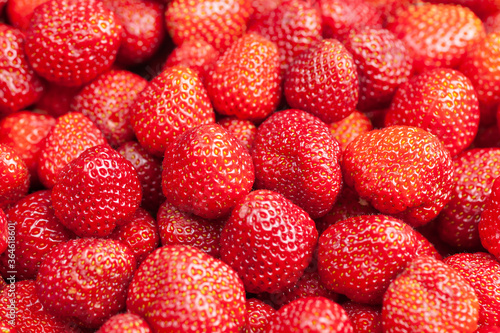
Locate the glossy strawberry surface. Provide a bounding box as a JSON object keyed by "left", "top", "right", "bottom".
{"left": 343, "top": 302, "right": 382, "bottom": 333}
{"left": 97, "top": 313, "right": 151, "bottom": 333}
{"left": 0, "top": 144, "right": 29, "bottom": 210}
{"left": 479, "top": 177, "right": 500, "bottom": 260}
{"left": 218, "top": 116, "right": 257, "bottom": 151}
{"left": 329, "top": 111, "right": 373, "bottom": 151}
{"left": 245, "top": 299, "right": 276, "bottom": 333}
{"left": 164, "top": 40, "right": 219, "bottom": 81}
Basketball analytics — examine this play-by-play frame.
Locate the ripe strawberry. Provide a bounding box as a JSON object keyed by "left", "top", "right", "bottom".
{"left": 0, "top": 210, "right": 6, "bottom": 256}
{"left": 343, "top": 302, "right": 382, "bottom": 333}
{"left": 130, "top": 65, "right": 215, "bottom": 157}
{"left": 164, "top": 40, "right": 220, "bottom": 81}
{"left": 162, "top": 124, "right": 254, "bottom": 220}
{"left": 52, "top": 145, "right": 142, "bottom": 237}
{"left": 248, "top": 0, "right": 322, "bottom": 73}
{"left": 248, "top": 0, "right": 281, "bottom": 23}
{"left": 342, "top": 126, "right": 454, "bottom": 226}
{"left": 70, "top": 70, "right": 147, "bottom": 147}
{"left": 103, "top": 0, "right": 165, "bottom": 66}
{"left": 245, "top": 299, "right": 276, "bottom": 333}
{"left": 485, "top": 12, "right": 500, "bottom": 34}
{"left": 0, "top": 321, "right": 12, "bottom": 333}
{"left": 329, "top": 111, "right": 373, "bottom": 151}
{"left": 343, "top": 28, "right": 412, "bottom": 111}
{"left": 0, "top": 24, "right": 44, "bottom": 115}
{"left": 444, "top": 252, "right": 500, "bottom": 327}
{"left": 284, "top": 39, "right": 358, "bottom": 123}
{"left": 37, "top": 112, "right": 106, "bottom": 188}
{"left": 0, "top": 278, "right": 5, "bottom": 293}
{"left": 157, "top": 200, "right": 224, "bottom": 258}
{"left": 35, "top": 83, "right": 80, "bottom": 118}
{"left": 0, "top": 144, "right": 29, "bottom": 210}
{"left": 436, "top": 149, "right": 500, "bottom": 249}
{"left": 479, "top": 177, "right": 500, "bottom": 260}
{"left": 363, "top": 0, "right": 415, "bottom": 22}
{"left": 385, "top": 68, "right": 480, "bottom": 157}
{"left": 0, "top": 190, "right": 74, "bottom": 280}
{"left": 97, "top": 313, "right": 151, "bottom": 333}
{"left": 266, "top": 297, "right": 353, "bottom": 332}
{"left": 428, "top": 0, "right": 500, "bottom": 19}
{"left": 165, "top": 0, "right": 251, "bottom": 50}
{"left": 36, "top": 238, "right": 136, "bottom": 328}
{"left": 25, "top": 0, "right": 122, "bottom": 87}
{"left": 220, "top": 190, "right": 317, "bottom": 293}
{"left": 6, "top": 0, "right": 49, "bottom": 31}
{"left": 388, "top": 3, "right": 485, "bottom": 74}
{"left": 127, "top": 245, "right": 246, "bottom": 332}
{"left": 218, "top": 116, "right": 257, "bottom": 151}
{"left": 382, "top": 256, "right": 479, "bottom": 333}
{"left": 318, "top": 215, "right": 440, "bottom": 304}
{"left": 478, "top": 327, "right": 500, "bottom": 333}
{"left": 251, "top": 109, "right": 342, "bottom": 218}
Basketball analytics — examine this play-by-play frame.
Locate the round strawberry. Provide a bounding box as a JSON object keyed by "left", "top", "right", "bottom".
{"left": 342, "top": 125, "right": 454, "bottom": 226}
{"left": 0, "top": 210, "right": 6, "bottom": 256}
{"left": 343, "top": 302, "right": 382, "bottom": 333}
{"left": 97, "top": 313, "right": 151, "bottom": 333}
{"left": 6, "top": 0, "right": 49, "bottom": 31}
{"left": 130, "top": 65, "right": 215, "bottom": 157}
{"left": 479, "top": 177, "right": 500, "bottom": 260}
{"left": 251, "top": 109, "right": 342, "bottom": 218}
{"left": 284, "top": 39, "right": 358, "bottom": 124}
{"left": 164, "top": 40, "right": 220, "bottom": 81}
{"left": 0, "top": 24, "right": 44, "bottom": 115}
{"left": 382, "top": 256, "right": 479, "bottom": 333}
{"left": 245, "top": 298, "right": 276, "bottom": 333}
{"left": 218, "top": 116, "right": 257, "bottom": 151}
{"left": 206, "top": 33, "right": 281, "bottom": 122}
{"left": 25, "top": 0, "right": 122, "bottom": 87}
{"left": 329, "top": 111, "right": 373, "bottom": 151}
{"left": 52, "top": 145, "right": 142, "bottom": 237}
{"left": 318, "top": 215, "right": 440, "bottom": 304}
{"left": 70, "top": 69, "right": 147, "bottom": 147}
{"left": 162, "top": 124, "right": 254, "bottom": 220}
{"left": 127, "top": 245, "right": 246, "bottom": 332}
{"left": 387, "top": 3, "right": 485, "bottom": 74}
{"left": 0, "top": 144, "right": 29, "bottom": 210}
{"left": 220, "top": 190, "right": 318, "bottom": 293}
{"left": 35, "top": 83, "right": 80, "bottom": 118}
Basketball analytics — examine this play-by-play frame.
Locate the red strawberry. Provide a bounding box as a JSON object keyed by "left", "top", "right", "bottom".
{"left": 103, "top": 0, "right": 165, "bottom": 66}
{"left": 329, "top": 111, "right": 373, "bottom": 151}
{"left": 436, "top": 149, "right": 500, "bottom": 249}
{"left": 219, "top": 190, "right": 318, "bottom": 293}
{"left": 363, "top": 0, "right": 415, "bottom": 22}
{"left": 485, "top": 12, "right": 500, "bottom": 34}
{"left": 157, "top": 200, "right": 224, "bottom": 258}
{"left": 0, "top": 24, "right": 44, "bottom": 115}
{"left": 206, "top": 33, "right": 281, "bottom": 122}
{"left": 0, "top": 321, "right": 12, "bottom": 333}
{"left": 35, "top": 83, "right": 80, "bottom": 118}
{"left": 165, "top": 0, "right": 251, "bottom": 50}
{"left": 130, "top": 65, "right": 215, "bottom": 157}
{"left": 248, "top": 0, "right": 281, "bottom": 23}
{"left": 444, "top": 252, "right": 500, "bottom": 327}
{"left": 127, "top": 245, "right": 246, "bottom": 332}
{"left": 0, "top": 144, "right": 29, "bottom": 210}
{"left": 343, "top": 302, "right": 382, "bottom": 333}
{"left": 108, "top": 207, "right": 159, "bottom": 265}
{"left": 245, "top": 298, "right": 276, "bottom": 333}
{"left": 70, "top": 70, "right": 147, "bottom": 147}
{"left": 0, "top": 278, "right": 5, "bottom": 293}
{"left": 37, "top": 112, "right": 106, "bottom": 188}
{"left": 479, "top": 177, "right": 500, "bottom": 260}
{"left": 251, "top": 109, "right": 342, "bottom": 218}
{"left": 97, "top": 313, "right": 151, "bottom": 333}
{"left": 0, "top": 190, "right": 74, "bottom": 280}
{"left": 385, "top": 68, "right": 480, "bottom": 157}
{"left": 343, "top": 28, "right": 412, "bottom": 111}
{"left": 478, "top": 327, "right": 500, "bottom": 333}
{"left": 284, "top": 39, "right": 358, "bottom": 123}
{"left": 162, "top": 124, "right": 254, "bottom": 219}
{"left": 318, "top": 215, "right": 440, "bottom": 304}
{"left": 6, "top": 0, "right": 49, "bottom": 31}
{"left": 388, "top": 3, "right": 485, "bottom": 74}
{"left": 218, "top": 116, "right": 257, "bottom": 151}
{"left": 266, "top": 296, "right": 353, "bottom": 332}
{"left": 164, "top": 40, "right": 220, "bottom": 81}
{"left": 36, "top": 238, "right": 136, "bottom": 328}
{"left": 382, "top": 256, "right": 479, "bottom": 333}
{"left": 52, "top": 145, "right": 142, "bottom": 237}
{"left": 0, "top": 210, "right": 6, "bottom": 256}
{"left": 428, "top": 0, "right": 500, "bottom": 19}
{"left": 342, "top": 126, "right": 454, "bottom": 226}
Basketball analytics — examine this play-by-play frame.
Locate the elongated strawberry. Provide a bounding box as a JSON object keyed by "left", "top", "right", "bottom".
{"left": 218, "top": 117, "right": 257, "bottom": 151}
{"left": 479, "top": 177, "right": 500, "bottom": 260}
{"left": 164, "top": 40, "right": 219, "bottom": 81}
{"left": 245, "top": 299, "right": 276, "bottom": 333}
{"left": 97, "top": 313, "right": 151, "bottom": 333}
{"left": 329, "top": 111, "right": 373, "bottom": 151}
{"left": 6, "top": 0, "right": 49, "bottom": 31}
{"left": 0, "top": 144, "right": 29, "bottom": 210}
{"left": 343, "top": 302, "right": 382, "bottom": 333}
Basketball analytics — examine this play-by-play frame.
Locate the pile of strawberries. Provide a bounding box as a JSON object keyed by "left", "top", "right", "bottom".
{"left": 2, "top": 0, "right": 500, "bottom": 332}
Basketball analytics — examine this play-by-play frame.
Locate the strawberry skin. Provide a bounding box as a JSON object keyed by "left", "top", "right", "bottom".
{"left": 164, "top": 40, "right": 220, "bottom": 81}
{"left": 479, "top": 177, "right": 500, "bottom": 260}
{"left": 6, "top": 0, "right": 49, "bottom": 31}
{"left": 329, "top": 111, "right": 373, "bottom": 151}
{"left": 0, "top": 144, "right": 29, "bottom": 210}
{"left": 0, "top": 210, "right": 6, "bottom": 256}
{"left": 343, "top": 302, "right": 382, "bottom": 333}
{"left": 245, "top": 299, "right": 276, "bottom": 333}
{"left": 97, "top": 313, "right": 151, "bottom": 333}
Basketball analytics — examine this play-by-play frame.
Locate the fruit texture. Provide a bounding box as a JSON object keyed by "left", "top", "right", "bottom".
{"left": 0, "top": 144, "right": 29, "bottom": 210}
{"left": 245, "top": 299, "right": 276, "bottom": 333}
{"left": 328, "top": 111, "right": 373, "bottom": 151}
{"left": 97, "top": 313, "right": 151, "bottom": 333}
{"left": 164, "top": 40, "right": 219, "bottom": 81}
{"left": 6, "top": 0, "right": 49, "bottom": 31}
{"left": 218, "top": 117, "right": 257, "bottom": 151}
{"left": 0, "top": 210, "right": 6, "bottom": 256}
{"left": 479, "top": 177, "right": 500, "bottom": 260}
{"left": 343, "top": 302, "right": 382, "bottom": 333}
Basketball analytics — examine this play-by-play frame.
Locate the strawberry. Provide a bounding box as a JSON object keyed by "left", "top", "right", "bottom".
{"left": 52, "top": 145, "right": 142, "bottom": 237}
{"left": 485, "top": 12, "right": 500, "bottom": 34}
{"left": 164, "top": 40, "right": 220, "bottom": 81}
{"left": 157, "top": 200, "right": 224, "bottom": 258}
{"left": 343, "top": 302, "right": 382, "bottom": 333}
{"left": 478, "top": 327, "right": 500, "bottom": 333}
{"left": 318, "top": 215, "right": 440, "bottom": 304}
{"left": 0, "top": 279, "right": 5, "bottom": 293}
{"left": 218, "top": 116, "right": 257, "bottom": 151}
{"left": 245, "top": 298, "right": 276, "bottom": 333}
{"left": 0, "top": 210, "right": 6, "bottom": 256}
{"left": 385, "top": 68, "right": 480, "bottom": 157}
{"left": 6, "top": 0, "right": 49, "bottom": 31}
{"left": 220, "top": 190, "right": 318, "bottom": 293}
{"left": 436, "top": 149, "right": 500, "bottom": 249}
{"left": 97, "top": 313, "right": 151, "bottom": 333}
{"left": 130, "top": 65, "right": 215, "bottom": 157}
{"left": 103, "top": 0, "right": 165, "bottom": 66}
{"left": 37, "top": 112, "right": 106, "bottom": 188}
{"left": 117, "top": 141, "right": 165, "bottom": 213}
{"left": 329, "top": 111, "right": 373, "bottom": 151}
{"left": 284, "top": 39, "right": 358, "bottom": 124}
{"left": 382, "top": 256, "right": 479, "bottom": 333}
{"left": 248, "top": 0, "right": 281, "bottom": 23}
{"left": 35, "top": 83, "right": 80, "bottom": 118}
{"left": 343, "top": 28, "right": 412, "bottom": 111}
{"left": 266, "top": 296, "right": 353, "bottom": 332}
{"left": 444, "top": 252, "right": 500, "bottom": 327}
{"left": 247, "top": 0, "right": 322, "bottom": 73}
{"left": 70, "top": 69, "right": 148, "bottom": 147}
{"left": 162, "top": 123, "right": 254, "bottom": 220}
{"left": 108, "top": 207, "right": 159, "bottom": 265}
{"left": 0, "top": 144, "right": 29, "bottom": 210}
{"left": 0, "top": 190, "right": 74, "bottom": 280}
{"left": 342, "top": 125, "right": 454, "bottom": 226}
{"left": 479, "top": 176, "right": 500, "bottom": 260}
{"left": 428, "top": 0, "right": 500, "bottom": 19}
{"left": 165, "top": 0, "right": 251, "bottom": 50}
{"left": 388, "top": 3, "right": 485, "bottom": 74}
{"left": 126, "top": 245, "right": 246, "bottom": 332}
{"left": 251, "top": 109, "right": 342, "bottom": 218}
{"left": 363, "top": 0, "right": 415, "bottom": 22}
{"left": 25, "top": 0, "right": 122, "bottom": 87}
{"left": 0, "top": 322, "right": 12, "bottom": 333}
{"left": 0, "top": 24, "right": 44, "bottom": 115}
{"left": 206, "top": 33, "right": 281, "bottom": 122}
